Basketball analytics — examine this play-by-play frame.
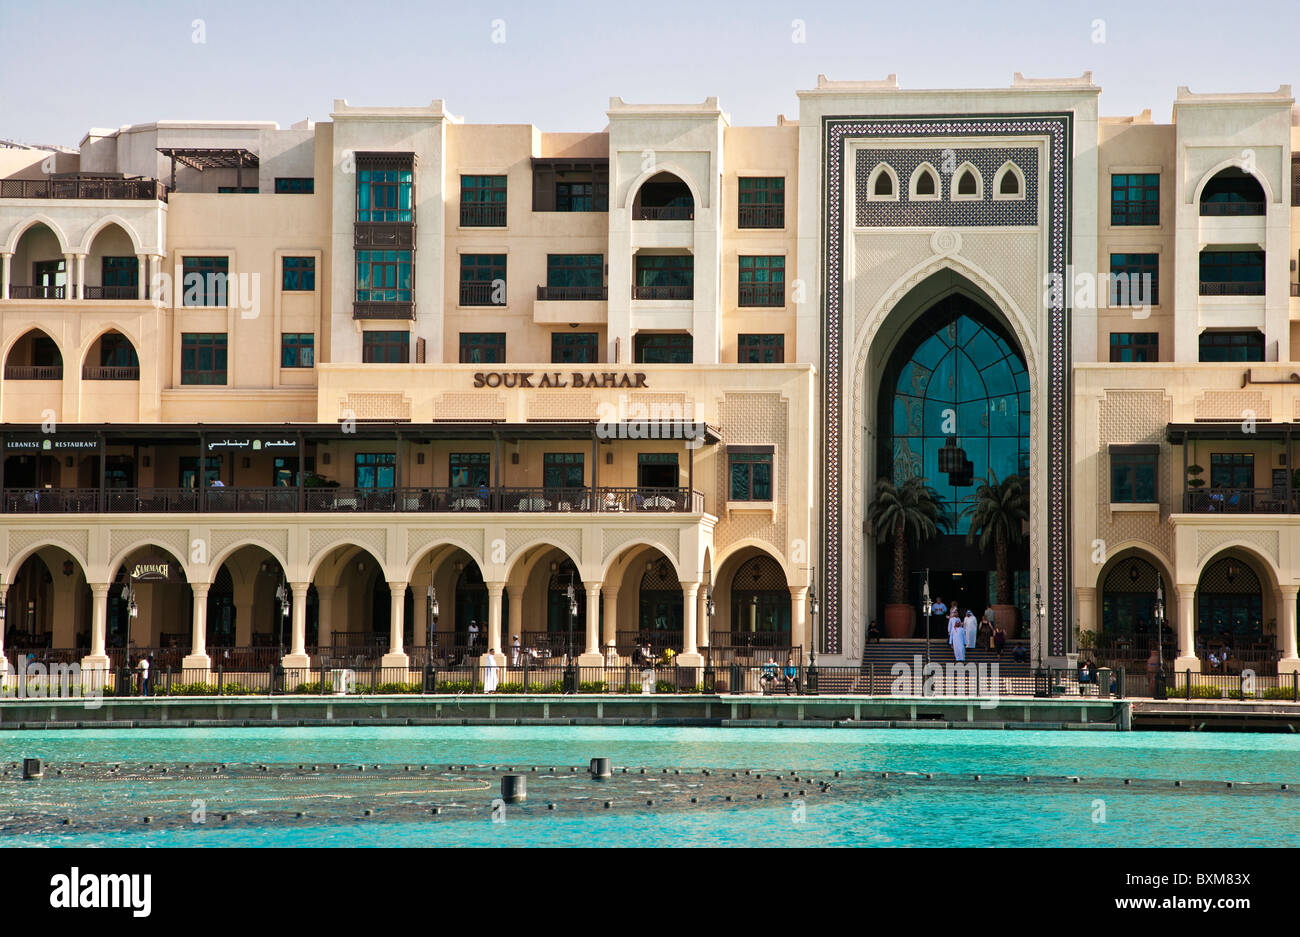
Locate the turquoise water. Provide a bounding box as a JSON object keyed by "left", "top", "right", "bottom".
{"left": 2, "top": 727, "right": 1299, "bottom": 847}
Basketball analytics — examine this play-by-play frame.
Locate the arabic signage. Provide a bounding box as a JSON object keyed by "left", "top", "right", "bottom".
{"left": 4, "top": 435, "right": 99, "bottom": 453}
{"left": 206, "top": 437, "right": 298, "bottom": 452}
{"left": 472, "top": 371, "right": 649, "bottom": 389}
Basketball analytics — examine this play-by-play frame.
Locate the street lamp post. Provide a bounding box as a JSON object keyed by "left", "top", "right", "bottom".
{"left": 1152, "top": 580, "right": 1168, "bottom": 700}
{"left": 921, "top": 568, "right": 933, "bottom": 667}
{"left": 1033, "top": 570, "right": 1048, "bottom": 698}
{"left": 0, "top": 593, "right": 7, "bottom": 675}
{"left": 275, "top": 579, "right": 289, "bottom": 655}
{"left": 425, "top": 585, "right": 438, "bottom": 692}
{"left": 806, "top": 569, "right": 819, "bottom": 695}
{"left": 564, "top": 572, "right": 578, "bottom": 694}
{"left": 122, "top": 583, "right": 138, "bottom": 696}
{"left": 703, "top": 583, "right": 716, "bottom": 692}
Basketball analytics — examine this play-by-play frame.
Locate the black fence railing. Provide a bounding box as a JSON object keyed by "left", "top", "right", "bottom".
{"left": 1199, "top": 280, "right": 1265, "bottom": 296}
{"left": 737, "top": 282, "right": 786, "bottom": 307}
{"left": 737, "top": 205, "right": 784, "bottom": 229}
{"left": 632, "top": 283, "right": 693, "bottom": 300}
{"left": 3, "top": 364, "right": 63, "bottom": 379}
{"left": 0, "top": 485, "right": 706, "bottom": 515}
{"left": 459, "top": 204, "right": 507, "bottom": 227}
{"left": 82, "top": 285, "right": 140, "bottom": 300}
{"left": 535, "top": 285, "right": 607, "bottom": 301}
{"left": 1199, "top": 201, "right": 1266, "bottom": 216}
{"left": 0, "top": 177, "right": 167, "bottom": 201}
{"left": 458, "top": 281, "right": 504, "bottom": 306}
{"left": 1182, "top": 487, "right": 1297, "bottom": 514}
{"left": 81, "top": 365, "right": 140, "bottom": 380}
{"left": 634, "top": 205, "right": 694, "bottom": 221}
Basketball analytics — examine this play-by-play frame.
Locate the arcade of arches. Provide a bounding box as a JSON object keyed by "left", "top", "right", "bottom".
{"left": 0, "top": 535, "right": 810, "bottom": 673}
{"left": 1083, "top": 549, "right": 1300, "bottom": 674}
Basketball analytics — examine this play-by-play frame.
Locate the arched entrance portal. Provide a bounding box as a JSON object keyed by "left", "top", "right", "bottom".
{"left": 1196, "top": 556, "right": 1264, "bottom": 647}
{"left": 874, "top": 291, "right": 1030, "bottom": 634}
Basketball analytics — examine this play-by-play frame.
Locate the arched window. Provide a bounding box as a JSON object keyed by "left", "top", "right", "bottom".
{"left": 1196, "top": 557, "right": 1263, "bottom": 643}
{"left": 952, "top": 163, "right": 982, "bottom": 200}
{"left": 1199, "top": 167, "right": 1265, "bottom": 216}
{"left": 866, "top": 164, "right": 898, "bottom": 201}
{"left": 994, "top": 161, "right": 1024, "bottom": 199}
{"left": 910, "top": 164, "right": 939, "bottom": 200}
{"left": 875, "top": 172, "right": 893, "bottom": 196}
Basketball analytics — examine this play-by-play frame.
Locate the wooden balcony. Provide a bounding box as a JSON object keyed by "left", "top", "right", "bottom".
{"left": 7, "top": 285, "right": 65, "bottom": 300}
{"left": 635, "top": 205, "right": 694, "bottom": 221}
{"left": 0, "top": 176, "right": 168, "bottom": 201}
{"left": 82, "top": 285, "right": 140, "bottom": 300}
{"left": 1199, "top": 281, "right": 1265, "bottom": 296}
{"left": 536, "top": 285, "right": 607, "bottom": 301}
{"left": 352, "top": 300, "right": 415, "bottom": 320}
{"left": 632, "top": 284, "right": 693, "bottom": 301}
{"left": 81, "top": 365, "right": 140, "bottom": 381}
{"left": 737, "top": 204, "right": 784, "bottom": 228}
{"left": 3, "top": 365, "right": 63, "bottom": 380}
{"left": 738, "top": 282, "right": 786, "bottom": 307}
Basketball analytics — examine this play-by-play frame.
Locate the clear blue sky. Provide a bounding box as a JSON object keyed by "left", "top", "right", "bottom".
{"left": 2, "top": 0, "right": 1297, "bottom": 145}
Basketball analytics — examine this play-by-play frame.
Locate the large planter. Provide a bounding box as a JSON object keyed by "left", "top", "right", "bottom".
{"left": 883, "top": 604, "right": 916, "bottom": 639}
{"left": 991, "top": 604, "right": 1019, "bottom": 639}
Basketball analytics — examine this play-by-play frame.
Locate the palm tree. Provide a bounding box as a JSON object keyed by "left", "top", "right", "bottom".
{"left": 869, "top": 475, "right": 949, "bottom": 605}
{"left": 963, "top": 472, "right": 1029, "bottom": 605}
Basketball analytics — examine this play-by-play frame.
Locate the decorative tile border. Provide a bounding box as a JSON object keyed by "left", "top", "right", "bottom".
{"left": 821, "top": 114, "right": 1072, "bottom": 657}
{"left": 854, "top": 146, "right": 1039, "bottom": 226}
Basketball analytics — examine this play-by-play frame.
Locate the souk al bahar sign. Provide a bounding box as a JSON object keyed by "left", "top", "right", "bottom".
{"left": 472, "top": 371, "right": 648, "bottom": 389}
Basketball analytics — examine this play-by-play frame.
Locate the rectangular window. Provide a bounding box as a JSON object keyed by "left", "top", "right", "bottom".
{"left": 1199, "top": 330, "right": 1265, "bottom": 362}
{"left": 361, "top": 331, "right": 410, "bottom": 363}
{"left": 355, "top": 452, "right": 396, "bottom": 489}
{"left": 532, "top": 160, "right": 610, "bottom": 212}
{"left": 543, "top": 452, "right": 584, "bottom": 488}
{"left": 460, "top": 175, "right": 507, "bottom": 226}
{"left": 1109, "top": 445, "right": 1157, "bottom": 503}
{"left": 728, "top": 448, "right": 774, "bottom": 501}
{"left": 1111, "top": 173, "right": 1160, "bottom": 226}
{"left": 552, "top": 332, "right": 598, "bottom": 364}
{"left": 33, "top": 258, "right": 66, "bottom": 289}
{"left": 738, "top": 177, "right": 785, "bottom": 228}
{"left": 182, "top": 256, "right": 229, "bottom": 306}
{"left": 274, "top": 177, "right": 314, "bottom": 194}
{"left": 281, "top": 333, "right": 315, "bottom": 368}
{"left": 637, "top": 452, "right": 678, "bottom": 488}
{"left": 282, "top": 256, "right": 316, "bottom": 291}
{"left": 1109, "top": 253, "right": 1159, "bottom": 306}
{"left": 1199, "top": 250, "right": 1265, "bottom": 295}
{"left": 1210, "top": 453, "right": 1254, "bottom": 489}
{"left": 633, "top": 254, "right": 693, "bottom": 300}
{"left": 180, "top": 333, "right": 228, "bottom": 385}
{"left": 459, "top": 254, "right": 507, "bottom": 305}
{"left": 738, "top": 333, "right": 785, "bottom": 363}
{"left": 459, "top": 332, "right": 506, "bottom": 364}
{"left": 179, "top": 456, "right": 223, "bottom": 488}
{"left": 357, "top": 168, "right": 413, "bottom": 222}
{"left": 1109, "top": 332, "right": 1159, "bottom": 363}
{"left": 738, "top": 255, "right": 786, "bottom": 306}
{"left": 634, "top": 333, "right": 693, "bottom": 364}
{"left": 450, "top": 452, "right": 490, "bottom": 488}
{"left": 100, "top": 256, "right": 137, "bottom": 298}
{"left": 545, "top": 254, "right": 604, "bottom": 299}
{"left": 356, "top": 250, "right": 412, "bottom": 303}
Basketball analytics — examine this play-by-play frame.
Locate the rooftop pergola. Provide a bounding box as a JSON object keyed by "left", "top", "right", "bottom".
{"left": 156, "top": 147, "right": 260, "bottom": 190}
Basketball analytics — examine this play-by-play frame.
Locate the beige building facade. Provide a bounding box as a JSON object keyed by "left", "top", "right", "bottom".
{"left": 1, "top": 74, "right": 1298, "bottom": 679}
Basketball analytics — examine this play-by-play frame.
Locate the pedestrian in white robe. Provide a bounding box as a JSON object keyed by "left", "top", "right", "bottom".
{"left": 483, "top": 650, "right": 500, "bottom": 693}
{"left": 963, "top": 609, "right": 978, "bottom": 650}
{"left": 948, "top": 614, "right": 967, "bottom": 662}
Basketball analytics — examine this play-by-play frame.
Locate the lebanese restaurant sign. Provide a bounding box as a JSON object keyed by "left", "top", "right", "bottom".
{"left": 4, "top": 434, "right": 100, "bottom": 453}
{"left": 472, "top": 371, "right": 648, "bottom": 389}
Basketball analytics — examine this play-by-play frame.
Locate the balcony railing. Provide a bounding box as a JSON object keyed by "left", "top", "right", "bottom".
{"left": 737, "top": 205, "right": 784, "bottom": 228}
{"left": 738, "top": 282, "right": 786, "bottom": 307}
{"left": 0, "top": 486, "right": 706, "bottom": 515}
{"left": 1199, "top": 281, "right": 1265, "bottom": 296}
{"left": 81, "top": 365, "right": 140, "bottom": 381}
{"left": 459, "top": 281, "right": 504, "bottom": 306}
{"left": 1200, "top": 201, "right": 1266, "bottom": 217}
{"left": 353, "top": 221, "right": 415, "bottom": 249}
{"left": 352, "top": 300, "right": 415, "bottom": 320}
{"left": 635, "top": 205, "right": 694, "bottom": 221}
{"left": 0, "top": 177, "right": 167, "bottom": 201}
{"left": 3, "top": 365, "right": 63, "bottom": 380}
{"left": 7, "top": 285, "right": 65, "bottom": 300}
{"left": 82, "top": 285, "right": 140, "bottom": 300}
{"left": 1182, "top": 487, "right": 1297, "bottom": 514}
{"left": 632, "top": 284, "right": 693, "bottom": 301}
{"left": 460, "top": 204, "right": 506, "bottom": 227}
{"left": 536, "top": 285, "right": 607, "bottom": 301}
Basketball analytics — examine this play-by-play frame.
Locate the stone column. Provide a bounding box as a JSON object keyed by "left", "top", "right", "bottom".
{"left": 283, "top": 582, "right": 311, "bottom": 668}
{"left": 1174, "top": 584, "right": 1200, "bottom": 674}
{"left": 74, "top": 253, "right": 86, "bottom": 299}
{"left": 136, "top": 253, "right": 148, "bottom": 299}
{"left": 578, "top": 583, "right": 604, "bottom": 666}
{"left": 601, "top": 588, "right": 619, "bottom": 652}
{"left": 1278, "top": 585, "right": 1299, "bottom": 675}
{"left": 63, "top": 252, "right": 75, "bottom": 298}
{"left": 1075, "top": 586, "right": 1097, "bottom": 642}
{"left": 678, "top": 582, "right": 702, "bottom": 667}
{"left": 182, "top": 583, "right": 210, "bottom": 672}
{"left": 508, "top": 587, "right": 524, "bottom": 648}
{"left": 0, "top": 252, "right": 11, "bottom": 299}
{"left": 315, "top": 585, "right": 335, "bottom": 649}
{"left": 789, "top": 587, "right": 808, "bottom": 654}
{"left": 381, "top": 582, "right": 408, "bottom": 668}
{"left": 82, "top": 583, "right": 111, "bottom": 671}
{"left": 149, "top": 255, "right": 162, "bottom": 305}
{"left": 479, "top": 581, "right": 507, "bottom": 674}
{"left": 0, "top": 581, "right": 9, "bottom": 675}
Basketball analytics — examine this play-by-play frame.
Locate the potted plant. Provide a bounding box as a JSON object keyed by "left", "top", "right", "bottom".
{"left": 963, "top": 472, "right": 1029, "bottom": 638}
{"left": 868, "top": 475, "right": 949, "bottom": 638}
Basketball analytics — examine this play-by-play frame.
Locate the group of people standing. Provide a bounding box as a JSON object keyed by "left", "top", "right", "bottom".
{"left": 933, "top": 597, "right": 1006, "bottom": 661}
